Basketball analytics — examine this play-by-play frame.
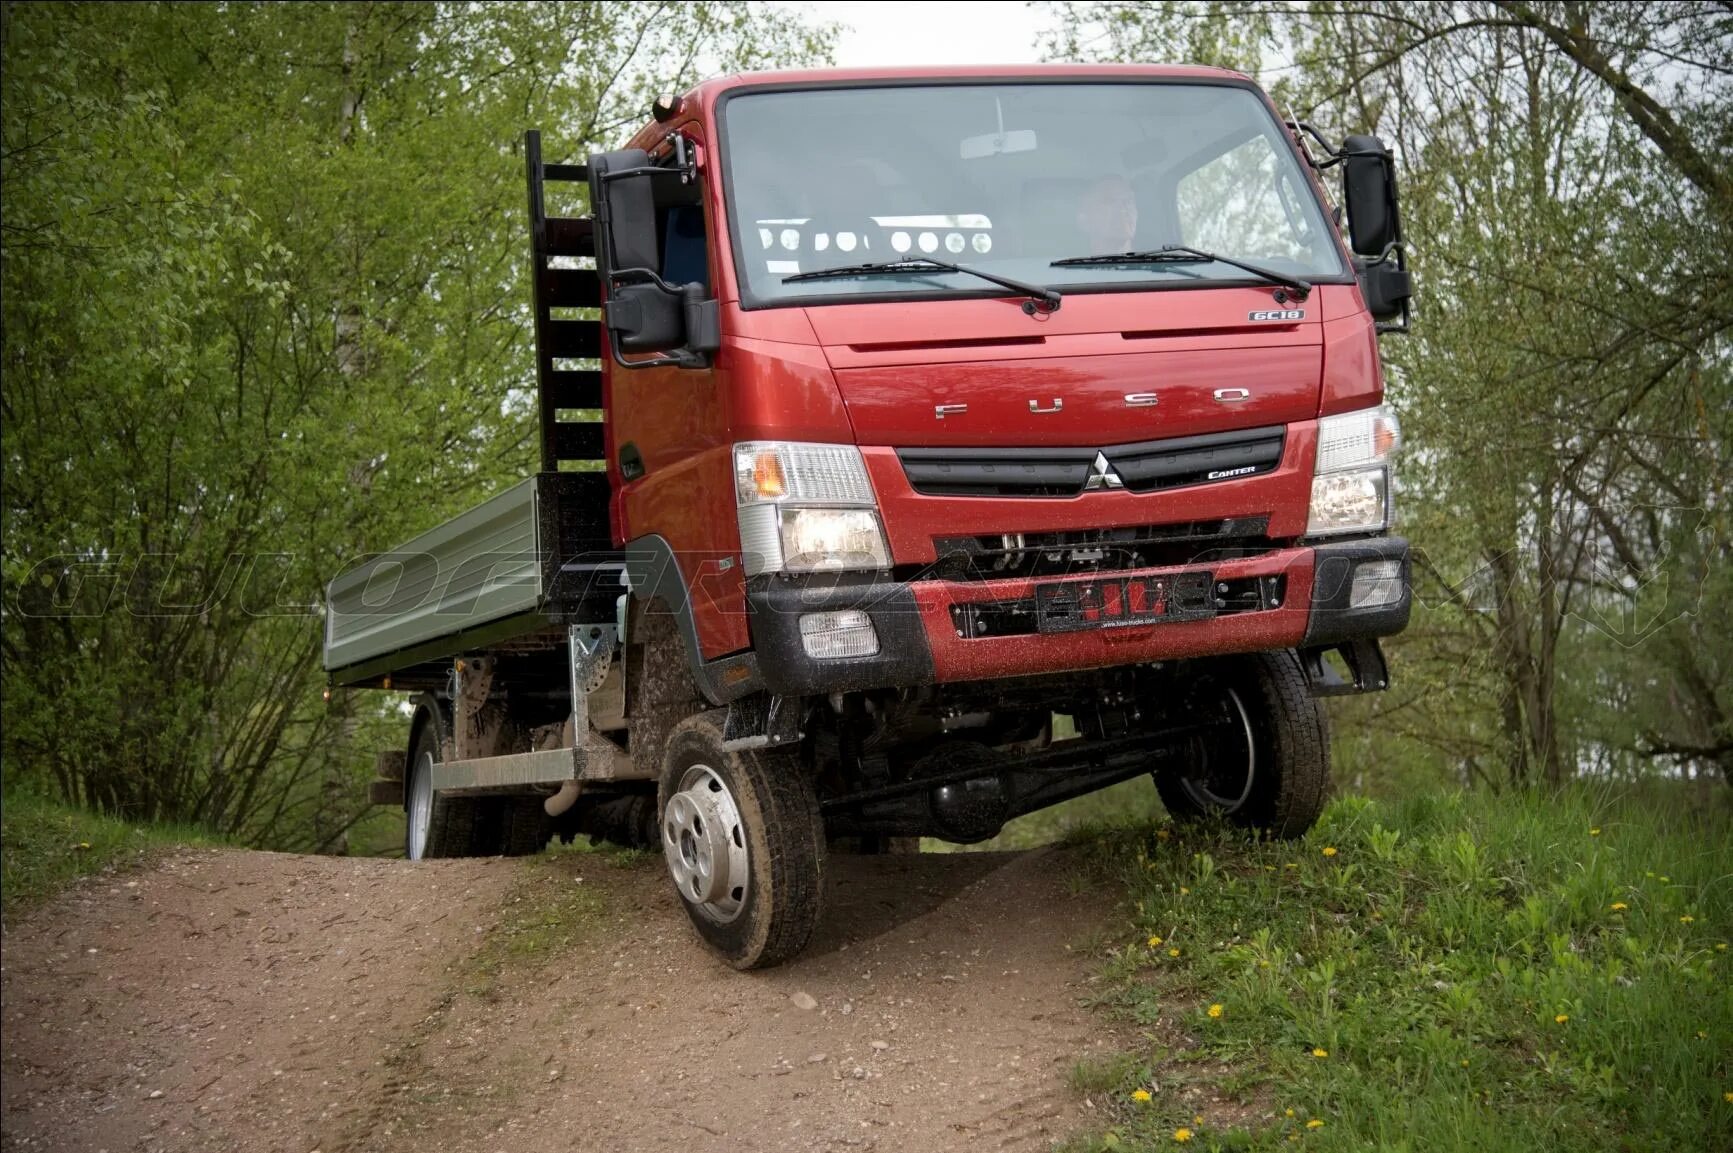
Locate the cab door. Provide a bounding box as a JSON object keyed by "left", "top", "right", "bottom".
{"left": 602, "top": 123, "right": 750, "bottom": 659}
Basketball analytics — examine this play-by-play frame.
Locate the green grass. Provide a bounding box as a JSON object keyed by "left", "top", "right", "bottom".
{"left": 1, "top": 789, "right": 225, "bottom": 916}
{"left": 1061, "top": 785, "right": 1733, "bottom": 1153}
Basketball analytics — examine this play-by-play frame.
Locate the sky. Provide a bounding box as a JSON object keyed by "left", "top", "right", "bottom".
{"left": 787, "top": 2, "right": 1059, "bottom": 68}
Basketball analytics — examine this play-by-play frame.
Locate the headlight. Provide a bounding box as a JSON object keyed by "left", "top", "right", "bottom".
{"left": 734, "top": 442, "right": 890, "bottom": 574}
{"left": 1308, "top": 405, "right": 1399, "bottom": 536}
{"left": 1308, "top": 468, "right": 1389, "bottom": 536}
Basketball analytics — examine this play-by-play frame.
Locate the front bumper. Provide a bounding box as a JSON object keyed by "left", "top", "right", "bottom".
{"left": 746, "top": 537, "right": 1411, "bottom": 696}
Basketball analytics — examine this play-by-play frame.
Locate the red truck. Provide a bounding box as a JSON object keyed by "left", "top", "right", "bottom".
{"left": 325, "top": 64, "right": 1413, "bottom": 969}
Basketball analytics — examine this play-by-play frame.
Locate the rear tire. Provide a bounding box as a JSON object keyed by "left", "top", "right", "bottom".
{"left": 1153, "top": 650, "right": 1330, "bottom": 839}
{"left": 405, "top": 702, "right": 490, "bottom": 859}
{"left": 658, "top": 713, "right": 827, "bottom": 970}
{"left": 493, "top": 797, "right": 553, "bottom": 857}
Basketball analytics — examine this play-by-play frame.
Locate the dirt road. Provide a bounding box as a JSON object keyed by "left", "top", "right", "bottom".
{"left": 2, "top": 844, "right": 1123, "bottom": 1153}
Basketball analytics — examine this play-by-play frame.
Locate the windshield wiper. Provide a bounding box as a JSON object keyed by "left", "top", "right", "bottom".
{"left": 784, "top": 258, "right": 1061, "bottom": 313}
{"left": 1050, "top": 245, "right": 1310, "bottom": 301}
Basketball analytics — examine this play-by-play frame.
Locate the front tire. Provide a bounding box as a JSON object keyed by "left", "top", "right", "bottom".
{"left": 1153, "top": 650, "right": 1331, "bottom": 838}
{"left": 658, "top": 713, "right": 827, "bottom": 970}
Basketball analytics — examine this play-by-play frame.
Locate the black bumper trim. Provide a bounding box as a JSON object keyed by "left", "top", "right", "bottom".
{"left": 1302, "top": 536, "right": 1412, "bottom": 647}
{"left": 746, "top": 575, "right": 936, "bottom": 697}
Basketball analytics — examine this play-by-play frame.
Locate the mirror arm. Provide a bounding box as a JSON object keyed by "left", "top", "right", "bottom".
{"left": 607, "top": 266, "right": 687, "bottom": 295}
{"left": 1358, "top": 240, "right": 1405, "bottom": 268}
{"left": 596, "top": 161, "right": 697, "bottom": 185}
{"left": 1286, "top": 120, "right": 1346, "bottom": 169}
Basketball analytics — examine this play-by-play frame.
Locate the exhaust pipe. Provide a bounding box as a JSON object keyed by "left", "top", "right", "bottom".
{"left": 544, "top": 779, "right": 582, "bottom": 817}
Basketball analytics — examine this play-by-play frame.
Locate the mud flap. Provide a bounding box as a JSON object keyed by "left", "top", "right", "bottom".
{"left": 722, "top": 693, "right": 805, "bottom": 752}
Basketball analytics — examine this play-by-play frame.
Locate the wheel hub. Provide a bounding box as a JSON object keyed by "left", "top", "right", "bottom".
{"left": 662, "top": 764, "right": 748, "bottom": 923}
{"left": 1177, "top": 686, "right": 1258, "bottom": 814}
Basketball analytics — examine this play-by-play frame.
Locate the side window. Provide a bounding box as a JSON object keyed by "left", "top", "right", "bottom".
{"left": 1176, "top": 134, "right": 1319, "bottom": 266}
{"left": 659, "top": 201, "right": 710, "bottom": 293}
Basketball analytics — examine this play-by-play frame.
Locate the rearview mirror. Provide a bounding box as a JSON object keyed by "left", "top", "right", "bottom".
{"left": 1340, "top": 135, "right": 1400, "bottom": 258}
{"left": 961, "top": 129, "right": 1037, "bottom": 160}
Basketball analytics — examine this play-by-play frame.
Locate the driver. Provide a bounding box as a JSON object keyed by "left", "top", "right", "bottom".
{"left": 1076, "top": 174, "right": 1138, "bottom": 256}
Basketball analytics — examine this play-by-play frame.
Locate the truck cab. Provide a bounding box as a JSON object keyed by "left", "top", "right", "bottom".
{"left": 325, "top": 64, "right": 1414, "bottom": 970}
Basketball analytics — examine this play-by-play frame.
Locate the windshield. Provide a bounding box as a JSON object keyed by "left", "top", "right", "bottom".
{"left": 720, "top": 81, "right": 1345, "bottom": 306}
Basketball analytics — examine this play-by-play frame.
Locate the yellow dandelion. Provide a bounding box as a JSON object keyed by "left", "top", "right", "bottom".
{"left": 1681, "top": 915, "right": 1695, "bottom": 925}
{"left": 1265, "top": 865, "right": 1277, "bottom": 871}
{"left": 1307, "top": 1119, "right": 1325, "bottom": 1130}
{"left": 1148, "top": 935, "right": 1163, "bottom": 948}
{"left": 1179, "top": 886, "right": 1191, "bottom": 895}
{"left": 1208, "top": 1003, "right": 1224, "bottom": 1019}
{"left": 1284, "top": 1108, "right": 1295, "bottom": 1118}
{"left": 1169, "top": 947, "right": 1181, "bottom": 958}
{"left": 1173, "top": 1129, "right": 1193, "bottom": 1143}
{"left": 1725, "top": 1091, "right": 1733, "bottom": 1104}
{"left": 1312, "top": 1047, "right": 1329, "bottom": 1058}
{"left": 1697, "top": 1031, "right": 1708, "bottom": 1040}
{"left": 1322, "top": 846, "right": 1338, "bottom": 857}
{"left": 1555, "top": 1014, "right": 1570, "bottom": 1025}
{"left": 74, "top": 841, "right": 91, "bottom": 850}
{"left": 1717, "top": 943, "right": 1728, "bottom": 952}
{"left": 1589, "top": 827, "right": 1601, "bottom": 836}
{"left": 1460, "top": 1059, "right": 1469, "bottom": 1067}
{"left": 1132, "top": 1089, "right": 1152, "bottom": 1103}
{"left": 1610, "top": 902, "right": 1629, "bottom": 911}
{"left": 1193, "top": 1115, "right": 1203, "bottom": 1124}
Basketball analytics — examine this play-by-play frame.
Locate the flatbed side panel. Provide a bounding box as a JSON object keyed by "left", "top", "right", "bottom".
{"left": 323, "top": 477, "right": 543, "bottom": 674}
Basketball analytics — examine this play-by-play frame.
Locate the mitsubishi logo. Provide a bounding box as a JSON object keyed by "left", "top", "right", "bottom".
{"left": 1084, "top": 451, "right": 1123, "bottom": 491}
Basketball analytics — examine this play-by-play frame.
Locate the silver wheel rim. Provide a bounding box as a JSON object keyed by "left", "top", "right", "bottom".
{"left": 661, "top": 763, "right": 749, "bottom": 924}
{"left": 407, "top": 750, "right": 434, "bottom": 861}
{"left": 1178, "top": 687, "right": 1257, "bottom": 814}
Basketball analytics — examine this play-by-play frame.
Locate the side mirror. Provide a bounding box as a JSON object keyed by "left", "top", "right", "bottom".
{"left": 589, "top": 147, "right": 689, "bottom": 355}
{"left": 588, "top": 148, "right": 659, "bottom": 274}
{"left": 607, "top": 282, "right": 720, "bottom": 355}
{"left": 607, "top": 282, "right": 685, "bottom": 353}
{"left": 1359, "top": 261, "right": 1411, "bottom": 324}
{"left": 1340, "top": 135, "right": 1400, "bottom": 258}
{"left": 587, "top": 148, "right": 718, "bottom": 365}
{"left": 1339, "top": 134, "right": 1411, "bottom": 331}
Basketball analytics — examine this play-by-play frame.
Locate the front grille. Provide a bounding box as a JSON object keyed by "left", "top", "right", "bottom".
{"left": 898, "top": 425, "right": 1286, "bottom": 498}
{"left": 922, "top": 517, "right": 1277, "bottom": 581}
